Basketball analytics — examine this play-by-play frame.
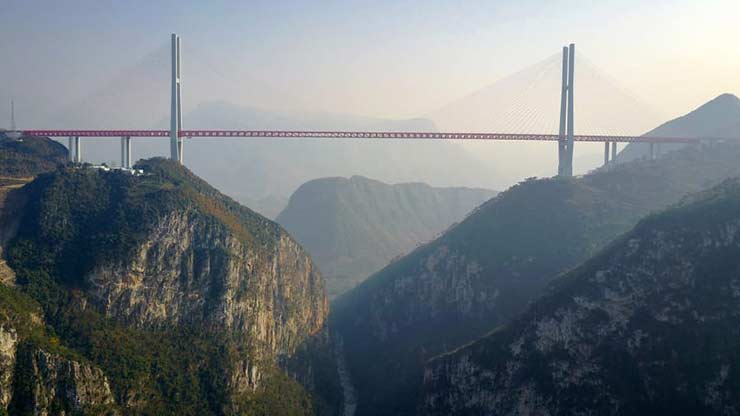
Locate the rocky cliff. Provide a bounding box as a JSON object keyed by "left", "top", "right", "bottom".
{"left": 0, "top": 284, "right": 117, "bottom": 416}
{"left": 277, "top": 175, "right": 495, "bottom": 298}
{"left": 86, "top": 207, "right": 326, "bottom": 363}
{"left": 423, "top": 178, "right": 740, "bottom": 415}
{"left": 332, "top": 142, "right": 740, "bottom": 415}
{"left": 2, "top": 158, "right": 340, "bottom": 415}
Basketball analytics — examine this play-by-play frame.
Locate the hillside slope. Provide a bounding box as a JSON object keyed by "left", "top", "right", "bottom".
{"left": 277, "top": 176, "right": 495, "bottom": 297}
{"left": 0, "top": 135, "right": 67, "bottom": 178}
{"left": 424, "top": 178, "right": 740, "bottom": 415}
{"left": 332, "top": 142, "right": 740, "bottom": 415}
{"left": 618, "top": 93, "right": 740, "bottom": 162}
{"left": 1, "top": 159, "right": 340, "bottom": 415}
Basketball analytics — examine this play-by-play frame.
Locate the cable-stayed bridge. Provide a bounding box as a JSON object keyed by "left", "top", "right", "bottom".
{"left": 10, "top": 35, "right": 732, "bottom": 176}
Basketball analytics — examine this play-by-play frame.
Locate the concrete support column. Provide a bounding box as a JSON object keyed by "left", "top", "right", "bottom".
{"left": 74, "top": 137, "right": 81, "bottom": 163}
{"left": 120, "top": 136, "right": 132, "bottom": 168}
{"left": 649, "top": 142, "right": 656, "bottom": 160}
{"left": 125, "top": 136, "right": 132, "bottom": 168}
{"left": 604, "top": 142, "right": 610, "bottom": 166}
{"left": 120, "top": 137, "right": 126, "bottom": 167}
{"left": 177, "top": 138, "right": 183, "bottom": 164}
{"left": 68, "top": 137, "right": 75, "bottom": 163}
{"left": 611, "top": 142, "right": 617, "bottom": 163}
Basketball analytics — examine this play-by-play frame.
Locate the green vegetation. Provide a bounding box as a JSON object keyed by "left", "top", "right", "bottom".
{"left": 0, "top": 282, "right": 72, "bottom": 357}
{"left": 232, "top": 368, "right": 314, "bottom": 416}
{"left": 0, "top": 280, "right": 120, "bottom": 415}
{"left": 11, "top": 158, "right": 280, "bottom": 293}
{"left": 3, "top": 159, "right": 320, "bottom": 415}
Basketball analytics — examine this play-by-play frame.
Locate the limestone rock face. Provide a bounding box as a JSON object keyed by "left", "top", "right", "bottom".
{"left": 0, "top": 324, "right": 18, "bottom": 408}
{"left": 86, "top": 207, "right": 328, "bottom": 373}
{"left": 9, "top": 345, "right": 117, "bottom": 416}
{"left": 1, "top": 316, "right": 116, "bottom": 416}
{"left": 423, "top": 180, "right": 740, "bottom": 415}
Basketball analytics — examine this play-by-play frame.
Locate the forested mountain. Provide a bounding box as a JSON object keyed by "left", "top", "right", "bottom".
{"left": 277, "top": 176, "right": 495, "bottom": 298}
{"left": 332, "top": 141, "right": 740, "bottom": 415}
{"left": 424, "top": 178, "right": 740, "bottom": 415}
{"left": 0, "top": 158, "right": 340, "bottom": 415}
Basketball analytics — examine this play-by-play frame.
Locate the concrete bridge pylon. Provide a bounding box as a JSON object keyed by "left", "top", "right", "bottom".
{"left": 558, "top": 43, "right": 575, "bottom": 177}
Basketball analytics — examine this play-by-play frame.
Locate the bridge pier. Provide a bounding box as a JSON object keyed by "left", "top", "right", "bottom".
{"left": 602, "top": 141, "right": 620, "bottom": 168}
{"left": 76, "top": 137, "right": 82, "bottom": 163}
{"left": 611, "top": 142, "right": 617, "bottom": 163}
{"left": 120, "top": 136, "right": 132, "bottom": 168}
{"left": 68, "top": 136, "right": 82, "bottom": 164}
{"left": 68, "top": 137, "right": 75, "bottom": 163}
{"left": 649, "top": 142, "right": 656, "bottom": 160}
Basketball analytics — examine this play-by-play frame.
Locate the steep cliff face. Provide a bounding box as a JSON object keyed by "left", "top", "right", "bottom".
{"left": 0, "top": 324, "right": 16, "bottom": 408}
{"left": 277, "top": 175, "right": 495, "bottom": 298}
{"left": 3, "top": 158, "right": 339, "bottom": 415}
{"left": 9, "top": 344, "right": 117, "bottom": 416}
{"left": 87, "top": 208, "right": 327, "bottom": 366}
{"left": 332, "top": 142, "right": 740, "bottom": 415}
{"left": 424, "top": 179, "right": 740, "bottom": 415}
{"left": 0, "top": 284, "right": 117, "bottom": 415}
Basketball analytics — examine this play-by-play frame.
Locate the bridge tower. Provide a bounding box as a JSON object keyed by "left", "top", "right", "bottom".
{"left": 10, "top": 101, "right": 15, "bottom": 132}
{"left": 170, "top": 33, "right": 184, "bottom": 163}
{"left": 6, "top": 100, "right": 22, "bottom": 140}
{"left": 558, "top": 43, "right": 575, "bottom": 177}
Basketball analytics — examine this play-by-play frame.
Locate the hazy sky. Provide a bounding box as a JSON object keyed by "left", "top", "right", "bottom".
{"left": 2, "top": 0, "right": 739, "bottom": 125}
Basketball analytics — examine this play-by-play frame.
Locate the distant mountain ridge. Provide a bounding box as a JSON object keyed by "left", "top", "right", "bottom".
{"left": 276, "top": 175, "right": 495, "bottom": 298}
{"left": 618, "top": 93, "right": 740, "bottom": 162}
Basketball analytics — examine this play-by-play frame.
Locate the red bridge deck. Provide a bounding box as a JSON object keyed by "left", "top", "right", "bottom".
{"left": 20, "top": 129, "right": 717, "bottom": 143}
